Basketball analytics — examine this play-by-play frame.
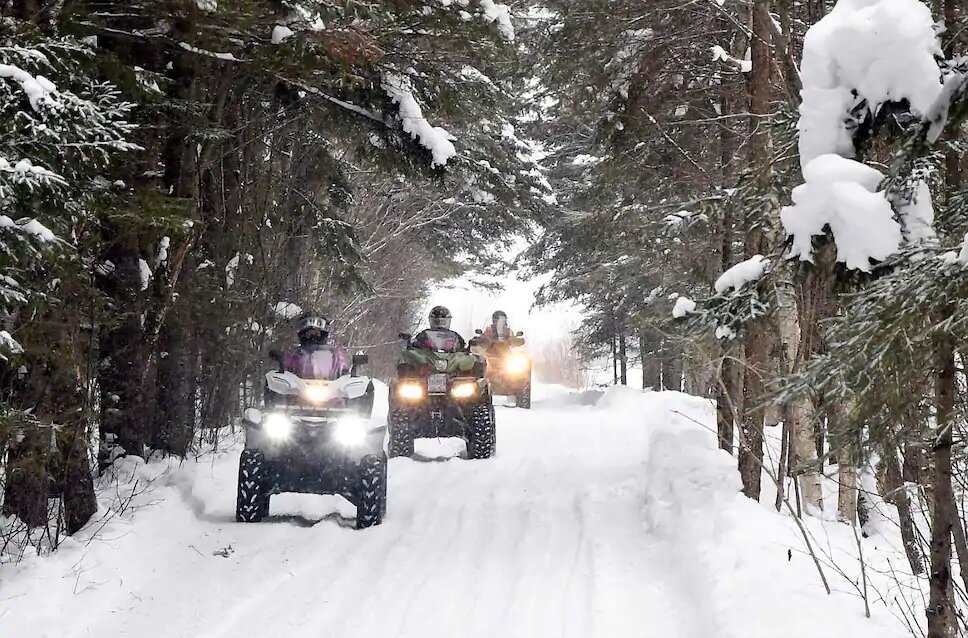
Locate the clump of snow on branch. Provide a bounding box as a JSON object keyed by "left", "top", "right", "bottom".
{"left": 781, "top": 154, "right": 901, "bottom": 271}
{"left": 715, "top": 255, "right": 768, "bottom": 294}
{"left": 274, "top": 302, "right": 303, "bottom": 319}
{"left": 480, "top": 0, "right": 515, "bottom": 42}
{"left": 0, "top": 63, "right": 56, "bottom": 110}
{"left": 225, "top": 252, "right": 240, "bottom": 288}
{"left": 382, "top": 74, "right": 457, "bottom": 167}
{"left": 138, "top": 259, "right": 152, "bottom": 291}
{"left": 711, "top": 45, "right": 751, "bottom": 73}
{"left": 271, "top": 25, "right": 294, "bottom": 44}
{"left": 672, "top": 296, "right": 696, "bottom": 318}
{"left": 958, "top": 234, "right": 968, "bottom": 265}
{"left": 0, "top": 330, "right": 24, "bottom": 357}
{"left": 797, "top": 0, "right": 943, "bottom": 167}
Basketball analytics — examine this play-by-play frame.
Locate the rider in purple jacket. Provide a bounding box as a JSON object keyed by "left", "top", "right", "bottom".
{"left": 283, "top": 312, "right": 350, "bottom": 380}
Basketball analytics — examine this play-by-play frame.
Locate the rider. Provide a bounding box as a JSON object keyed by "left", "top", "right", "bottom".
{"left": 281, "top": 311, "right": 351, "bottom": 380}
{"left": 481, "top": 310, "right": 513, "bottom": 342}
{"left": 410, "top": 306, "right": 466, "bottom": 352}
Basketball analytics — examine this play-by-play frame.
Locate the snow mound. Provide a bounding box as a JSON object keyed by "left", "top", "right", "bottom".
{"left": 780, "top": 154, "right": 901, "bottom": 271}
{"left": 642, "top": 395, "right": 911, "bottom": 638}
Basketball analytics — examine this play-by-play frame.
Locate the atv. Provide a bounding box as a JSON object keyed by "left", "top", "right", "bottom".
{"left": 236, "top": 351, "right": 387, "bottom": 529}
{"left": 471, "top": 330, "right": 532, "bottom": 409}
{"left": 387, "top": 333, "right": 496, "bottom": 460}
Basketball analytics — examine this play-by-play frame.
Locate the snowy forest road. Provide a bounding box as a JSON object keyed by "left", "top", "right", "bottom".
{"left": 4, "top": 386, "right": 708, "bottom": 638}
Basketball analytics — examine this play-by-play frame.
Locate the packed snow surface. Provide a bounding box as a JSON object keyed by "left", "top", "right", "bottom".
{"left": 714, "top": 255, "right": 768, "bottom": 294}
{"left": 1, "top": 385, "right": 911, "bottom": 638}
{"left": 797, "top": 0, "right": 943, "bottom": 167}
{"left": 781, "top": 154, "right": 901, "bottom": 271}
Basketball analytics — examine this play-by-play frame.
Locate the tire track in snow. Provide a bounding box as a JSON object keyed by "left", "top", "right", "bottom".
{"left": 14, "top": 388, "right": 707, "bottom": 638}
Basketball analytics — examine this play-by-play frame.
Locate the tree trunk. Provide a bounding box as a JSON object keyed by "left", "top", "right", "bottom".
{"left": 927, "top": 338, "right": 957, "bottom": 638}
{"left": 154, "top": 321, "right": 192, "bottom": 456}
{"left": 661, "top": 352, "right": 682, "bottom": 392}
{"left": 2, "top": 425, "right": 50, "bottom": 527}
{"left": 775, "top": 278, "right": 823, "bottom": 513}
{"left": 740, "top": 336, "right": 767, "bottom": 500}
{"left": 828, "top": 401, "right": 859, "bottom": 524}
{"left": 877, "top": 448, "right": 925, "bottom": 575}
{"left": 55, "top": 423, "right": 96, "bottom": 535}
{"left": 640, "top": 332, "right": 661, "bottom": 390}
{"left": 97, "top": 239, "right": 148, "bottom": 466}
{"left": 611, "top": 334, "right": 618, "bottom": 385}
{"left": 775, "top": 410, "right": 791, "bottom": 512}
{"left": 717, "top": 352, "right": 740, "bottom": 454}
{"left": 618, "top": 333, "right": 628, "bottom": 386}
{"left": 737, "top": 0, "right": 774, "bottom": 502}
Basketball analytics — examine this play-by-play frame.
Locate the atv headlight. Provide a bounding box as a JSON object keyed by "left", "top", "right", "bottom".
{"left": 450, "top": 381, "right": 478, "bottom": 400}
{"left": 334, "top": 415, "right": 366, "bottom": 447}
{"left": 506, "top": 353, "right": 529, "bottom": 375}
{"left": 264, "top": 413, "right": 293, "bottom": 440}
{"left": 397, "top": 382, "right": 425, "bottom": 401}
{"left": 302, "top": 383, "right": 331, "bottom": 405}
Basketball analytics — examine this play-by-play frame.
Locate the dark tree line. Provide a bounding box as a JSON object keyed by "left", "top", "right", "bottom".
{"left": 0, "top": 0, "right": 543, "bottom": 543}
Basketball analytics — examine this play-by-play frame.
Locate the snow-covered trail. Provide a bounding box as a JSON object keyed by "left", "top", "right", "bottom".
{"left": 2, "top": 386, "right": 706, "bottom": 638}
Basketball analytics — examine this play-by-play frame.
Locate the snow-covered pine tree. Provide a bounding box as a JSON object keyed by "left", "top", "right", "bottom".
{"left": 0, "top": 17, "right": 137, "bottom": 537}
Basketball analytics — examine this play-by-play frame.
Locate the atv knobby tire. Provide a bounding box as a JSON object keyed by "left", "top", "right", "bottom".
{"left": 236, "top": 450, "right": 270, "bottom": 522}
{"left": 466, "top": 398, "right": 496, "bottom": 460}
{"left": 356, "top": 454, "right": 387, "bottom": 529}
{"left": 388, "top": 409, "right": 415, "bottom": 458}
{"left": 515, "top": 382, "right": 532, "bottom": 409}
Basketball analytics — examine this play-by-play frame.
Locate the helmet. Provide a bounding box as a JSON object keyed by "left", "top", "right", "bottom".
{"left": 429, "top": 306, "right": 452, "bottom": 330}
{"left": 492, "top": 310, "right": 507, "bottom": 322}
{"left": 296, "top": 311, "right": 329, "bottom": 345}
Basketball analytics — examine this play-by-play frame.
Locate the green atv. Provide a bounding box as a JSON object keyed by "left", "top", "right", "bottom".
{"left": 387, "top": 336, "right": 496, "bottom": 460}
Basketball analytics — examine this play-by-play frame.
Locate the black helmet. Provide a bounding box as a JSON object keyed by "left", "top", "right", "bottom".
{"left": 492, "top": 310, "right": 507, "bottom": 322}
{"left": 296, "top": 311, "right": 329, "bottom": 345}
{"left": 429, "top": 306, "right": 452, "bottom": 330}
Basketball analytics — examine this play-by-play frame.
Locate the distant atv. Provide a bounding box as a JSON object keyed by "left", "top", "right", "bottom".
{"left": 471, "top": 330, "right": 532, "bottom": 409}
{"left": 388, "top": 334, "right": 496, "bottom": 459}
{"left": 236, "top": 351, "right": 388, "bottom": 529}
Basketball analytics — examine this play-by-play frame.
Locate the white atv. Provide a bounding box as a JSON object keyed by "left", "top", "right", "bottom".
{"left": 236, "top": 353, "right": 387, "bottom": 529}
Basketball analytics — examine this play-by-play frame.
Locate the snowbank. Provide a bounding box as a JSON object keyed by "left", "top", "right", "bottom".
{"left": 639, "top": 391, "right": 911, "bottom": 638}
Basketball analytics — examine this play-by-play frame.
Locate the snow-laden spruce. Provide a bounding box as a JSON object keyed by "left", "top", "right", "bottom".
{"left": 797, "top": 0, "right": 943, "bottom": 167}
{"left": 782, "top": 0, "right": 945, "bottom": 270}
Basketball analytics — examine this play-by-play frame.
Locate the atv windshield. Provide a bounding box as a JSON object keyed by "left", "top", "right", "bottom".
{"left": 412, "top": 329, "right": 462, "bottom": 353}
{"left": 285, "top": 348, "right": 344, "bottom": 380}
